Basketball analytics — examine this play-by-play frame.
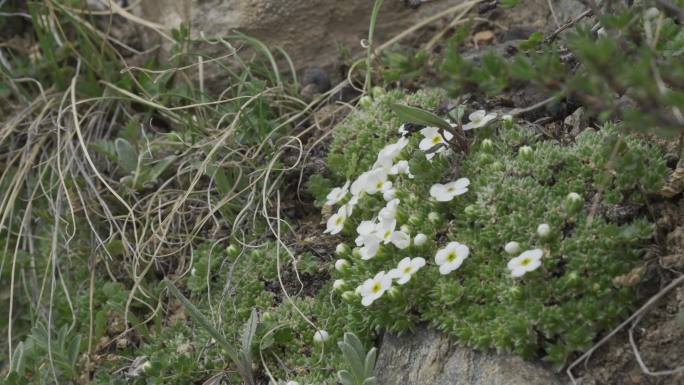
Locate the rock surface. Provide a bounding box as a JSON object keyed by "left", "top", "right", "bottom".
{"left": 375, "top": 326, "right": 567, "bottom": 385}
{"left": 137, "top": 0, "right": 585, "bottom": 70}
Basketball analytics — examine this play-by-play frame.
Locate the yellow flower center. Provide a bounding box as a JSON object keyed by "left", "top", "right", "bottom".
{"left": 335, "top": 216, "right": 344, "bottom": 225}
{"left": 403, "top": 267, "right": 412, "bottom": 274}
{"left": 446, "top": 252, "right": 457, "bottom": 262}
{"left": 371, "top": 283, "right": 382, "bottom": 294}
{"left": 383, "top": 230, "right": 392, "bottom": 240}
{"left": 431, "top": 135, "right": 443, "bottom": 145}
{"left": 376, "top": 181, "right": 384, "bottom": 189}
{"left": 520, "top": 257, "right": 531, "bottom": 266}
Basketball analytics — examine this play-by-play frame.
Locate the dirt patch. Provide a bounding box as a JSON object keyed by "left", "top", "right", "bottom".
{"left": 572, "top": 198, "right": 684, "bottom": 385}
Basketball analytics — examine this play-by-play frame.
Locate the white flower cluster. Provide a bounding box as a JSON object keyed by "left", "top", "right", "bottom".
{"left": 323, "top": 109, "right": 550, "bottom": 307}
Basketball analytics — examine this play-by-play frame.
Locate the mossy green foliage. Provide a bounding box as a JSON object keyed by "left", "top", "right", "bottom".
{"left": 312, "top": 90, "right": 668, "bottom": 367}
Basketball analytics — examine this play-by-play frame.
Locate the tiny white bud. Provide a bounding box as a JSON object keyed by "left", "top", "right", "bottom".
{"left": 504, "top": 241, "right": 521, "bottom": 255}
{"left": 537, "top": 223, "right": 551, "bottom": 238}
{"left": 226, "top": 244, "right": 239, "bottom": 257}
{"left": 567, "top": 192, "right": 581, "bottom": 202}
{"left": 519, "top": 145, "right": 533, "bottom": 160}
{"left": 333, "top": 279, "right": 346, "bottom": 290}
{"left": 342, "top": 290, "right": 357, "bottom": 302}
{"left": 481, "top": 138, "right": 493, "bottom": 152}
{"left": 413, "top": 233, "right": 428, "bottom": 246}
{"left": 644, "top": 7, "right": 660, "bottom": 20}
{"left": 313, "top": 330, "right": 329, "bottom": 343}
{"left": 190, "top": 267, "right": 197, "bottom": 276}
{"left": 335, "top": 259, "right": 350, "bottom": 271}
{"left": 335, "top": 243, "right": 349, "bottom": 255}
{"left": 359, "top": 95, "right": 373, "bottom": 109}
{"left": 142, "top": 360, "right": 152, "bottom": 372}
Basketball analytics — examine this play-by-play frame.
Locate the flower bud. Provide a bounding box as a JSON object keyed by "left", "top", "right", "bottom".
{"left": 518, "top": 145, "right": 533, "bottom": 160}
{"left": 413, "top": 233, "right": 428, "bottom": 246}
{"left": 226, "top": 244, "right": 239, "bottom": 258}
{"left": 387, "top": 286, "right": 400, "bottom": 298}
{"left": 491, "top": 161, "right": 505, "bottom": 171}
{"left": 313, "top": 330, "right": 329, "bottom": 343}
{"left": 333, "top": 279, "right": 346, "bottom": 291}
{"left": 359, "top": 95, "right": 373, "bottom": 109}
{"left": 502, "top": 114, "right": 513, "bottom": 122}
{"left": 537, "top": 223, "right": 551, "bottom": 238}
{"left": 371, "top": 86, "right": 385, "bottom": 98}
{"left": 644, "top": 7, "right": 660, "bottom": 20}
{"left": 142, "top": 360, "right": 152, "bottom": 373}
{"left": 191, "top": 267, "right": 197, "bottom": 276}
{"left": 481, "top": 138, "right": 494, "bottom": 153}
{"left": 428, "top": 212, "right": 441, "bottom": 223}
{"left": 342, "top": 290, "right": 357, "bottom": 302}
{"left": 504, "top": 241, "right": 521, "bottom": 255}
{"left": 565, "top": 192, "right": 583, "bottom": 214}
{"left": 400, "top": 224, "right": 411, "bottom": 234}
{"left": 334, "top": 259, "right": 350, "bottom": 271}
{"left": 335, "top": 243, "right": 350, "bottom": 256}
{"left": 261, "top": 311, "right": 273, "bottom": 321}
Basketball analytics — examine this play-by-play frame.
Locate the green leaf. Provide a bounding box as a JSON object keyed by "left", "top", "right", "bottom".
{"left": 364, "top": 347, "right": 377, "bottom": 378}
{"left": 241, "top": 309, "right": 258, "bottom": 358}
{"left": 390, "top": 103, "right": 452, "bottom": 131}
{"left": 339, "top": 341, "right": 365, "bottom": 381}
{"left": 114, "top": 138, "right": 138, "bottom": 173}
{"left": 163, "top": 280, "right": 254, "bottom": 385}
{"left": 338, "top": 370, "right": 355, "bottom": 385}
{"left": 147, "top": 155, "right": 176, "bottom": 183}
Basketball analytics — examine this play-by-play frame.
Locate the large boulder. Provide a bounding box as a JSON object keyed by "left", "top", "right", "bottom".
{"left": 137, "top": 0, "right": 585, "bottom": 71}
{"left": 375, "top": 326, "right": 568, "bottom": 385}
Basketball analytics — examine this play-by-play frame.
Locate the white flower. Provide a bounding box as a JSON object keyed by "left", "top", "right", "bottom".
{"left": 325, "top": 180, "right": 350, "bottom": 206}
{"left": 286, "top": 381, "right": 300, "bottom": 385}
{"left": 355, "top": 220, "right": 378, "bottom": 246}
{"left": 313, "top": 330, "right": 330, "bottom": 343}
{"left": 389, "top": 160, "right": 413, "bottom": 179}
{"left": 389, "top": 257, "right": 426, "bottom": 284}
{"left": 507, "top": 248, "right": 543, "bottom": 277}
{"left": 413, "top": 233, "right": 428, "bottom": 246}
{"left": 324, "top": 205, "right": 348, "bottom": 235}
{"left": 429, "top": 178, "right": 470, "bottom": 202}
{"left": 504, "top": 241, "right": 521, "bottom": 255}
{"left": 462, "top": 110, "right": 496, "bottom": 130}
{"left": 537, "top": 223, "right": 551, "bottom": 238}
{"left": 334, "top": 259, "right": 350, "bottom": 271}
{"left": 358, "top": 271, "right": 393, "bottom": 306}
{"left": 333, "top": 279, "right": 346, "bottom": 290}
{"left": 389, "top": 230, "right": 411, "bottom": 249}
{"left": 419, "top": 126, "right": 453, "bottom": 152}
{"left": 374, "top": 138, "right": 409, "bottom": 169}
{"left": 365, "top": 169, "right": 392, "bottom": 195}
{"left": 502, "top": 114, "right": 513, "bottom": 122}
{"left": 359, "top": 241, "right": 381, "bottom": 260}
{"left": 379, "top": 198, "right": 400, "bottom": 220}
{"left": 376, "top": 219, "right": 397, "bottom": 244}
{"left": 567, "top": 192, "right": 581, "bottom": 202}
{"left": 398, "top": 124, "right": 408, "bottom": 136}
{"left": 383, "top": 188, "right": 397, "bottom": 201}
{"left": 345, "top": 195, "right": 359, "bottom": 216}
{"left": 435, "top": 241, "right": 469, "bottom": 275}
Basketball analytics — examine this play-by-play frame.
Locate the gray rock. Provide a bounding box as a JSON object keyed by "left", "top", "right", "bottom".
{"left": 136, "top": 0, "right": 586, "bottom": 71}
{"left": 375, "top": 327, "right": 567, "bottom": 385}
